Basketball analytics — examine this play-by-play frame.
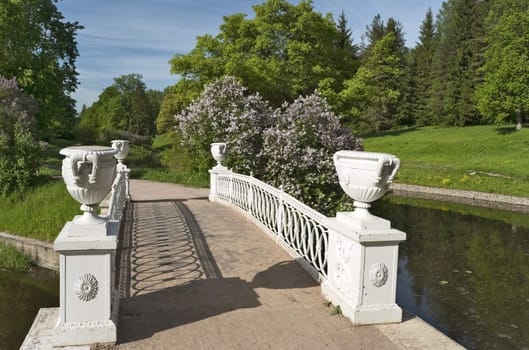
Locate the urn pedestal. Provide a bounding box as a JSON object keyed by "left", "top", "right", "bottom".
{"left": 321, "top": 151, "right": 406, "bottom": 325}
{"left": 52, "top": 223, "right": 119, "bottom": 346}
{"left": 22, "top": 145, "right": 120, "bottom": 347}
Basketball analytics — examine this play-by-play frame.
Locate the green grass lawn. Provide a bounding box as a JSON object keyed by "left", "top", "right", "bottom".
{"left": 363, "top": 125, "right": 529, "bottom": 196}
{"left": 0, "top": 242, "right": 33, "bottom": 271}
{"left": 0, "top": 180, "right": 79, "bottom": 241}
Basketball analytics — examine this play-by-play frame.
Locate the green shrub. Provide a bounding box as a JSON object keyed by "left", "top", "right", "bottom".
{"left": 0, "top": 180, "right": 79, "bottom": 241}
{"left": 0, "top": 242, "right": 32, "bottom": 271}
{"left": 0, "top": 77, "right": 42, "bottom": 195}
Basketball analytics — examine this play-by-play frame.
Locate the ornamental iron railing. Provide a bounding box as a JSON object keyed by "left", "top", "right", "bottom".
{"left": 214, "top": 170, "right": 329, "bottom": 281}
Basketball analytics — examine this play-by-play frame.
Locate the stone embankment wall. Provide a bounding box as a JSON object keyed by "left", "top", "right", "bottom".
{"left": 390, "top": 183, "right": 529, "bottom": 213}
{"left": 0, "top": 232, "right": 58, "bottom": 270}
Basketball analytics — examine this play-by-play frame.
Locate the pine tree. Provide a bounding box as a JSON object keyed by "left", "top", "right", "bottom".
{"left": 413, "top": 8, "right": 436, "bottom": 125}
{"left": 430, "top": 0, "right": 490, "bottom": 126}
{"left": 361, "top": 14, "right": 386, "bottom": 56}
{"left": 340, "top": 31, "right": 404, "bottom": 132}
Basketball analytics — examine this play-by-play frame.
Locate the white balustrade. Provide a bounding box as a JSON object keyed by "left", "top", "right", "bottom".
{"left": 106, "top": 164, "right": 130, "bottom": 222}
{"left": 209, "top": 143, "right": 406, "bottom": 326}
{"left": 215, "top": 171, "right": 329, "bottom": 281}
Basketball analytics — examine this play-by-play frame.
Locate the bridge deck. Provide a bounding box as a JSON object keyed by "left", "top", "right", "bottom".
{"left": 114, "top": 179, "right": 460, "bottom": 350}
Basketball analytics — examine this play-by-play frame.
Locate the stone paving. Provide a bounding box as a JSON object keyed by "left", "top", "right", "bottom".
{"left": 113, "top": 179, "right": 463, "bottom": 350}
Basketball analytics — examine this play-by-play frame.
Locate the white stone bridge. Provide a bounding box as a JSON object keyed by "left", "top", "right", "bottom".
{"left": 22, "top": 145, "right": 463, "bottom": 349}
{"left": 110, "top": 179, "right": 460, "bottom": 349}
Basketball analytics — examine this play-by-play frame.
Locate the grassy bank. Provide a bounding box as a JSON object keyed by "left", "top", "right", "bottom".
{"left": 0, "top": 242, "right": 32, "bottom": 271}
{"left": 0, "top": 180, "right": 79, "bottom": 241}
{"left": 363, "top": 125, "right": 529, "bottom": 197}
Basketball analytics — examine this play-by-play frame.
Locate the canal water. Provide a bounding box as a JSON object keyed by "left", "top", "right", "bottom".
{"left": 3, "top": 197, "right": 529, "bottom": 349}
{"left": 0, "top": 267, "right": 59, "bottom": 349}
{"left": 372, "top": 196, "right": 529, "bottom": 350}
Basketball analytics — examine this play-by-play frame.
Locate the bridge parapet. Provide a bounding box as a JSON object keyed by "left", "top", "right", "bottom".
{"left": 208, "top": 143, "right": 406, "bottom": 325}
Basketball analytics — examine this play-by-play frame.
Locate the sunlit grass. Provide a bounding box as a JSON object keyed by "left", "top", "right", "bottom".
{"left": 363, "top": 125, "right": 529, "bottom": 197}
{"left": 0, "top": 180, "right": 79, "bottom": 241}
{"left": 0, "top": 242, "right": 33, "bottom": 271}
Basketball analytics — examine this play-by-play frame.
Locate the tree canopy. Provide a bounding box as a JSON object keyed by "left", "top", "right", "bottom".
{"left": 0, "top": 0, "right": 83, "bottom": 135}
{"left": 168, "top": 0, "right": 357, "bottom": 108}
{"left": 79, "top": 74, "right": 162, "bottom": 141}
{"left": 476, "top": 0, "right": 529, "bottom": 128}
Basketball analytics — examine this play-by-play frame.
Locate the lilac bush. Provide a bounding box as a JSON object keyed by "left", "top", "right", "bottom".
{"left": 260, "top": 92, "right": 362, "bottom": 214}
{"left": 0, "top": 77, "right": 41, "bottom": 195}
{"left": 175, "top": 76, "right": 272, "bottom": 174}
{"left": 176, "top": 77, "right": 362, "bottom": 214}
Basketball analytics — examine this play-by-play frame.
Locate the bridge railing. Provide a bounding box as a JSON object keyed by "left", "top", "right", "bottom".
{"left": 208, "top": 144, "right": 406, "bottom": 326}
{"left": 106, "top": 164, "right": 130, "bottom": 222}
{"left": 215, "top": 169, "right": 328, "bottom": 281}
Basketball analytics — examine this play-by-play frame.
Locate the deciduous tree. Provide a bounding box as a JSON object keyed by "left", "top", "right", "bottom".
{"left": 0, "top": 77, "right": 41, "bottom": 195}
{"left": 169, "top": 0, "right": 353, "bottom": 107}
{"left": 0, "top": 0, "right": 82, "bottom": 135}
{"left": 476, "top": 0, "right": 529, "bottom": 129}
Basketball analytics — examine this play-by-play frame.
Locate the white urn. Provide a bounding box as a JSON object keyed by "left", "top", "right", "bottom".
{"left": 111, "top": 140, "right": 130, "bottom": 164}
{"left": 210, "top": 142, "right": 228, "bottom": 166}
{"left": 60, "top": 146, "right": 118, "bottom": 226}
{"left": 334, "top": 151, "right": 400, "bottom": 230}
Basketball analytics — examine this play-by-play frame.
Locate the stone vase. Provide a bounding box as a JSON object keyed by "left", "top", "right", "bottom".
{"left": 60, "top": 146, "right": 118, "bottom": 226}
{"left": 111, "top": 140, "right": 129, "bottom": 164}
{"left": 210, "top": 142, "right": 228, "bottom": 166}
{"left": 333, "top": 151, "right": 400, "bottom": 229}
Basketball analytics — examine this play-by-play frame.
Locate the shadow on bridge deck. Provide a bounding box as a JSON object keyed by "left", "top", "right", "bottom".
{"left": 112, "top": 180, "right": 403, "bottom": 350}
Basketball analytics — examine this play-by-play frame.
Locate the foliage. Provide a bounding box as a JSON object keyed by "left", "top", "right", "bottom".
{"left": 476, "top": 0, "right": 529, "bottom": 128}
{"left": 430, "top": 0, "right": 490, "bottom": 126}
{"left": 0, "top": 242, "right": 32, "bottom": 271}
{"left": 340, "top": 28, "right": 405, "bottom": 133}
{"left": 364, "top": 125, "right": 529, "bottom": 197}
{"left": 169, "top": 0, "right": 357, "bottom": 108}
{"left": 411, "top": 8, "right": 436, "bottom": 125}
{"left": 0, "top": 0, "right": 82, "bottom": 135}
{"left": 0, "top": 180, "right": 79, "bottom": 241}
{"left": 79, "top": 74, "right": 161, "bottom": 141}
{"left": 156, "top": 80, "right": 202, "bottom": 135}
{"left": 260, "top": 92, "right": 361, "bottom": 213}
{"left": 175, "top": 76, "right": 272, "bottom": 175}
{"left": 0, "top": 77, "right": 42, "bottom": 195}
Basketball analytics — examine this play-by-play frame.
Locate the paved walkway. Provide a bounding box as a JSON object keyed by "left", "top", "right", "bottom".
{"left": 114, "top": 180, "right": 462, "bottom": 350}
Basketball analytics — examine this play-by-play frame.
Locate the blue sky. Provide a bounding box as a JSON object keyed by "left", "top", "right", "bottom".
{"left": 57, "top": 0, "right": 444, "bottom": 110}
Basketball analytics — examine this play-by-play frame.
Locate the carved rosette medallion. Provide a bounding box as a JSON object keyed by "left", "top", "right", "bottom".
{"left": 369, "top": 262, "right": 389, "bottom": 288}
{"left": 75, "top": 273, "right": 99, "bottom": 302}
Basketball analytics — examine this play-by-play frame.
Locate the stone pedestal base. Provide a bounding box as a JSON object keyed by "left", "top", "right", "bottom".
{"left": 322, "top": 214, "right": 406, "bottom": 326}
{"left": 20, "top": 308, "right": 117, "bottom": 349}
{"left": 321, "top": 282, "right": 402, "bottom": 325}
{"left": 23, "top": 220, "right": 121, "bottom": 348}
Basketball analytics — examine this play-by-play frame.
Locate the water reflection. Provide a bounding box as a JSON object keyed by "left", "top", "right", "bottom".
{"left": 372, "top": 197, "right": 529, "bottom": 350}
{"left": 0, "top": 267, "right": 59, "bottom": 349}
